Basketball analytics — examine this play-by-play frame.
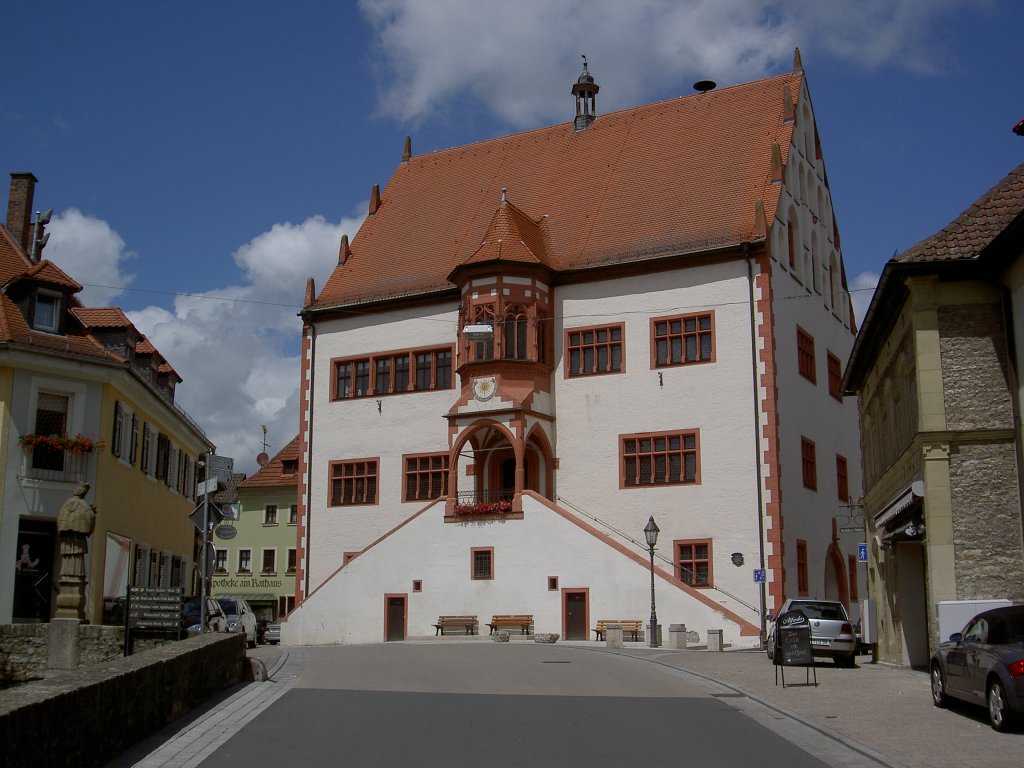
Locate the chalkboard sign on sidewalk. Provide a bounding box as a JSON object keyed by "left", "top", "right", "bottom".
{"left": 773, "top": 609, "right": 817, "bottom": 687}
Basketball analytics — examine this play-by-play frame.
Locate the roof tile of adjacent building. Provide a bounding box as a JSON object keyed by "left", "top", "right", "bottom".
{"left": 238, "top": 435, "right": 301, "bottom": 489}
{"left": 310, "top": 69, "right": 802, "bottom": 311}
{"left": 895, "top": 161, "right": 1024, "bottom": 263}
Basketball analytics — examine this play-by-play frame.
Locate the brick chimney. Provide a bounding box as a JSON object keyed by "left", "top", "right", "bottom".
{"left": 6, "top": 172, "right": 37, "bottom": 252}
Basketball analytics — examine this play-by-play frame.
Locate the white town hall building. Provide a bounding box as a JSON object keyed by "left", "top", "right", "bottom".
{"left": 283, "top": 54, "right": 863, "bottom": 647}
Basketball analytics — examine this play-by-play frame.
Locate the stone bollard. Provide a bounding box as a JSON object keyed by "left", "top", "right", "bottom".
{"left": 493, "top": 631, "right": 510, "bottom": 643}
{"left": 668, "top": 623, "right": 688, "bottom": 650}
{"left": 605, "top": 623, "right": 624, "bottom": 648}
{"left": 534, "top": 633, "right": 559, "bottom": 644}
{"left": 707, "top": 628, "right": 724, "bottom": 652}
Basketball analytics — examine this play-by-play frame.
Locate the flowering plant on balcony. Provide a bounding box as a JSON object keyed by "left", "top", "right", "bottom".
{"left": 454, "top": 498, "right": 513, "bottom": 516}
{"left": 19, "top": 433, "right": 101, "bottom": 455}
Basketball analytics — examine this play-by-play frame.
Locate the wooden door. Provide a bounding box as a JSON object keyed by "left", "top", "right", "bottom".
{"left": 563, "top": 590, "right": 588, "bottom": 640}
{"left": 385, "top": 595, "right": 406, "bottom": 641}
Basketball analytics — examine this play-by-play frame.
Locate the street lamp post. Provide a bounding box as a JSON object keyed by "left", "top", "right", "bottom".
{"left": 644, "top": 516, "right": 660, "bottom": 648}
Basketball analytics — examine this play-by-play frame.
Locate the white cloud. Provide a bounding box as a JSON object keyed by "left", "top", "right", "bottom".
{"left": 360, "top": 0, "right": 975, "bottom": 127}
{"left": 44, "top": 209, "right": 135, "bottom": 305}
{"left": 851, "top": 271, "right": 880, "bottom": 328}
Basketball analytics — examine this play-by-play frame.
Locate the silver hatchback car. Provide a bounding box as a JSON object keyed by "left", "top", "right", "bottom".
{"left": 215, "top": 597, "right": 258, "bottom": 648}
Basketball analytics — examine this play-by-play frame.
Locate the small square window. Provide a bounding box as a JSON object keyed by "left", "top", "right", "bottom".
{"left": 547, "top": 576, "right": 558, "bottom": 591}
{"left": 412, "top": 580, "right": 423, "bottom": 592}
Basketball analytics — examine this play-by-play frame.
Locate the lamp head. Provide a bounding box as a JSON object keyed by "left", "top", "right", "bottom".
{"left": 643, "top": 516, "right": 660, "bottom": 548}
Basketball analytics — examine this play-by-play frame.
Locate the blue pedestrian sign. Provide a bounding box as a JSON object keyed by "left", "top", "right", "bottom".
{"left": 753, "top": 568, "right": 766, "bottom": 583}
{"left": 857, "top": 543, "right": 868, "bottom": 563}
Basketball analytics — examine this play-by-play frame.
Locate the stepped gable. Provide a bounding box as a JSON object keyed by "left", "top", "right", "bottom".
{"left": 895, "top": 162, "right": 1024, "bottom": 263}
{"left": 239, "top": 435, "right": 301, "bottom": 489}
{"left": 311, "top": 71, "right": 801, "bottom": 310}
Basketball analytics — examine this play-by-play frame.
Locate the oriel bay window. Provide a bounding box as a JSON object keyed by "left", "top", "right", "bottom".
{"left": 621, "top": 430, "right": 700, "bottom": 487}
{"left": 333, "top": 346, "right": 454, "bottom": 399}
{"left": 652, "top": 312, "right": 714, "bottom": 367}
{"left": 330, "top": 459, "right": 379, "bottom": 506}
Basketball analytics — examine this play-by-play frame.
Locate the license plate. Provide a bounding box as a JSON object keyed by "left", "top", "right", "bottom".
{"left": 811, "top": 639, "right": 830, "bottom": 647}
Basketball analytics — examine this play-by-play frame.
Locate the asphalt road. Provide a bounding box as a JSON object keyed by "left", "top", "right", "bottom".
{"left": 187, "top": 644, "right": 875, "bottom": 768}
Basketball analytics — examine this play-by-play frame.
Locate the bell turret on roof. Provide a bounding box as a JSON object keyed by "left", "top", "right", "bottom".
{"left": 572, "top": 55, "right": 599, "bottom": 131}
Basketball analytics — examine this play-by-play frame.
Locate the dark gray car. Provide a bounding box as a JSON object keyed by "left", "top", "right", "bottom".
{"left": 931, "top": 605, "right": 1024, "bottom": 732}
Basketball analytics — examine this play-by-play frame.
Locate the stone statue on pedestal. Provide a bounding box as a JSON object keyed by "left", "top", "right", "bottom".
{"left": 54, "top": 482, "right": 97, "bottom": 620}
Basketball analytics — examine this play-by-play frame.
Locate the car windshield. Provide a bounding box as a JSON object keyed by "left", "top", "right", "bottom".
{"left": 789, "top": 601, "right": 848, "bottom": 621}
{"left": 218, "top": 599, "right": 239, "bottom": 614}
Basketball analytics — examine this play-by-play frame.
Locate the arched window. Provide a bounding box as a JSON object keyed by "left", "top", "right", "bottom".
{"left": 503, "top": 306, "right": 529, "bottom": 360}
{"left": 787, "top": 209, "right": 799, "bottom": 271}
{"left": 472, "top": 304, "right": 495, "bottom": 361}
{"left": 810, "top": 231, "right": 821, "bottom": 293}
{"left": 829, "top": 253, "right": 841, "bottom": 310}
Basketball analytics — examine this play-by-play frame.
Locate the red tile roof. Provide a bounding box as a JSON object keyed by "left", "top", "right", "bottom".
{"left": 72, "top": 307, "right": 133, "bottom": 328}
{"left": 238, "top": 435, "right": 301, "bottom": 488}
{"left": 896, "top": 162, "right": 1024, "bottom": 263}
{"left": 311, "top": 71, "right": 801, "bottom": 310}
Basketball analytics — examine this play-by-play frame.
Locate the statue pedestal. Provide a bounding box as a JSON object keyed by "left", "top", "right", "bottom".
{"left": 48, "top": 618, "right": 82, "bottom": 670}
{"left": 54, "top": 577, "right": 86, "bottom": 620}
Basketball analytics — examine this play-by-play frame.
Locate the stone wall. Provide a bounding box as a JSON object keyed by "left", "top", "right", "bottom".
{"left": 950, "top": 441, "right": 1024, "bottom": 601}
{"left": 0, "top": 631, "right": 247, "bottom": 768}
{"left": 0, "top": 623, "right": 177, "bottom": 685}
{"left": 939, "top": 303, "right": 1013, "bottom": 431}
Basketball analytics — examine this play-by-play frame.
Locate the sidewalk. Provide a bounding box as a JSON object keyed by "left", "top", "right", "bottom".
{"left": 597, "top": 645, "right": 1022, "bottom": 768}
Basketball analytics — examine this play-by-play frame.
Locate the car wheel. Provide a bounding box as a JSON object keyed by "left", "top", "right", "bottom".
{"left": 988, "top": 678, "right": 1017, "bottom": 732}
{"left": 766, "top": 642, "right": 774, "bottom": 660}
{"left": 835, "top": 653, "right": 856, "bottom": 668}
{"left": 930, "top": 663, "right": 948, "bottom": 708}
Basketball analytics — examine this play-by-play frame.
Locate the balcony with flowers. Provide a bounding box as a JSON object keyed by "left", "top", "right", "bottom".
{"left": 444, "top": 489, "right": 523, "bottom": 522}
{"left": 19, "top": 433, "right": 101, "bottom": 483}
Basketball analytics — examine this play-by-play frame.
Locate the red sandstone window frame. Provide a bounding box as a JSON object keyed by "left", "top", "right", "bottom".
{"left": 620, "top": 429, "right": 700, "bottom": 488}
{"left": 801, "top": 437, "right": 817, "bottom": 491}
{"left": 650, "top": 312, "right": 715, "bottom": 368}
{"left": 827, "top": 350, "right": 843, "bottom": 400}
{"left": 565, "top": 323, "right": 625, "bottom": 377}
{"left": 848, "top": 555, "right": 858, "bottom": 601}
{"left": 675, "top": 538, "right": 713, "bottom": 588}
{"left": 796, "top": 539, "right": 808, "bottom": 595}
{"left": 836, "top": 454, "right": 849, "bottom": 502}
{"left": 331, "top": 344, "right": 454, "bottom": 400}
{"left": 471, "top": 547, "right": 494, "bottom": 580}
{"left": 797, "top": 327, "right": 816, "bottom": 383}
{"left": 403, "top": 452, "right": 450, "bottom": 502}
{"left": 328, "top": 458, "right": 380, "bottom": 506}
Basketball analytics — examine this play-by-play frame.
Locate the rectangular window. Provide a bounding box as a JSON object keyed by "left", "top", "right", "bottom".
{"left": 676, "top": 539, "right": 713, "bottom": 587}
{"left": 129, "top": 414, "right": 139, "bottom": 465}
{"left": 404, "top": 452, "right": 449, "bottom": 502}
{"left": 238, "top": 549, "right": 251, "bottom": 573}
{"left": 329, "top": 459, "right": 379, "bottom": 506}
{"left": 156, "top": 435, "right": 170, "bottom": 482}
{"left": 264, "top": 505, "right": 278, "bottom": 525}
{"left": 471, "top": 547, "right": 494, "bottom": 580}
{"left": 801, "top": 437, "right": 817, "bottom": 490}
{"left": 112, "top": 401, "right": 124, "bottom": 458}
{"left": 289, "top": 504, "right": 298, "bottom": 524}
{"left": 796, "top": 539, "right": 808, "bottom": 595}
{"left": 412, "top": 579, "right": 423, "bottom": 592}
{"left": 567, "top": 324, "right": 624, "bottom": 377}
{"left": 827, "top": 351, "right": 843, "bottom": 400}
{"left": 261, "top": 549, "right": 276, "bottom": 574}
{"left": 32, "top": 392, "right": 69, "bottom": 471}
{"left": 287, "top": 548, "right": 297, "bottom": 574}
{"left": 848, "top": 555, "right": 858, "bottom": 601}
{"left": 141, "top": 424, "right": 152, "bottom": 475}
{"left": 622, "top": 430, "right": 699, "bottom": 487}
{"left": 333, "top": 346, "right": 454, "bottom": 399}
{"left": 797, "top": 327, "right": 816, "bottom": 383}
{"left": 548, "top": 576, "right": 559, "bottom": 591}
{"left": 652, "top": 312, "right": 714, "bottom": 367}
{"left": 836, "top": 455, "right": 849, "bottom": 502}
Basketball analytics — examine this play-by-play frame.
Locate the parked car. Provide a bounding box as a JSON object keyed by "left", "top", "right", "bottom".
{"left": 216, "top": 597, "right": 258, "bottom": 648}
{"left": 264, "top": 622, "right": 281, "bottom": 645}
{"left": 766, "top": 599, "right": 857, "bottom": 666}
{"left": 930, "top": 605, "right": 1024, "bottom": 732}
{"left": 182, "top": 596, "right": 226, "bottom": 633}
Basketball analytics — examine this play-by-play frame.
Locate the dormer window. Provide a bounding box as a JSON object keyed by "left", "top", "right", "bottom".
{"left": 33, "top": 290, "right": 61, "bottom": 333}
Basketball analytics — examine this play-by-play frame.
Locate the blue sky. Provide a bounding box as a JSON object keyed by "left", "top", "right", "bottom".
{"left": 2, "top": 1, "right": 1022, "bottom": 473}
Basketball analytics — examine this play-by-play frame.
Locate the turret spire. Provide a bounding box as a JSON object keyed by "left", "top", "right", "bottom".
{"left": 571, "top": 55, "right": 600, "bottom": 132}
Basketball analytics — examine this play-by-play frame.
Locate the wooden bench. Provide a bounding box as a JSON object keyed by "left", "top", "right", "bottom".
{"left": 487, "top": 614, "right": 534, "bottom": 635}
{"left": 434, "top": 615, "right": 479, "bottom": 635}
{"left": 593, "top": 620, "right": 644, "bottom": 641}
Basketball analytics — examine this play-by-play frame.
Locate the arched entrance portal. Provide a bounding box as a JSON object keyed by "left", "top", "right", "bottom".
{"left": 447, "top": 421, "right": 553, "bottom": 512}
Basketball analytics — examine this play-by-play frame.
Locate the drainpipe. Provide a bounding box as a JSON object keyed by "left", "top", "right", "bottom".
{"left": 747, "top": 249, "right": 768, "bottom": 647}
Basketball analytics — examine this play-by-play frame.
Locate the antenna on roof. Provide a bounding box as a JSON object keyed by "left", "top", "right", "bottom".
{"left": 257, "top": 425, "right": 270, "bottom": 466}
{"left": 693, "top": 80, "right": 716, "bottom": 93}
